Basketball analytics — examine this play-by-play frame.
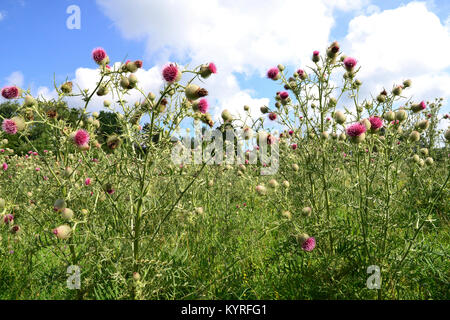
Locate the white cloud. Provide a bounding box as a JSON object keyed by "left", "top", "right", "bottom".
{"left": 343, "top": 1, "right": 450, "bottom": 105}
{"left": 0, "top": 12, "right": 5, "bottom": 21}
{"left": 5, "top": 71, "right": 24, "bottom": 87}
{"left": 94, "top": 0, "right": 369, "bottom": 121}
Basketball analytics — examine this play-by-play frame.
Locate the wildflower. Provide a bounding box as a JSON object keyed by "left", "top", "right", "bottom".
{"left": 346, "top": 123, "right": 366, "bottom": 143}
{"left": 1, "top": 86, "right": 20, "bottom": 99}
{"left": 297, "top": 69, "right": 307, "bottom": 80}
{"left": 343, "top": 57, "right": 357, "bottom": 71}
{"left": 2, "top": 119, "right": 18, "bottom": 134}
{"left": 185, "top": 84, "right": 208, "bottom": 101}
{"left": 162, "top": 63, "right": 181, "bottom": 83}
{"left": 2, "top": 163, "right": 7, "bottom": 171}
{"left": 279, "top": 91, "right": 289, "bottom": 100}
{"left": 193, "top": 98, "right": 209, "bottom": 114}
{"left": 267, "top": 67, "right": 280, "bottom": 80}
{"left": 392, "top": 85, "right": 403, "bottom": 96}
{"left": 291, "top": 143, "right": 297, "bottom": 150}
{"left": 3, "top": 214, "right": 14, "bottom": 224}
{"left": 369, "top": 116, "right": 383, "bottom": 132}
{"left": 312, "top": 50, "right": 320, "bottom": 63}
{"left": 268, "top": 112, "right": 277, "bottom": 121}
{"left": 289, "top": 130, "right": 294, "bottom": 136}
{"left": 92, "top": 47, "right": 109, "bottom": 65}
{"left": 199, "top": 62, "right": 217, "bottom": 78}
{"left": 296, "top": 233, "right": 316, "bottom": 252}
{"left": 73, "top": 129, "right": 89, "bottom": 148}
{"left": 411, "top": 101, "right": 426, "bottom": 113}
{"left": 85, "top": 178, "right": 91, "bottom": 186}
{"left": 52, "top": 224, "right": 72, "bottom": 240}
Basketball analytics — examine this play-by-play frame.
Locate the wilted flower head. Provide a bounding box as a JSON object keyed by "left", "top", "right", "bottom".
{"left": 1, "top": 86, "right": 20, "bottom": 99}
{"left": 343, "top": 57, "right": 357, "bottom": 71}
{"left": 267, "top": 67, "right": 280, "bottom": 80}
{"left": 162, "top": 63, "right": 181, "bottom": 83}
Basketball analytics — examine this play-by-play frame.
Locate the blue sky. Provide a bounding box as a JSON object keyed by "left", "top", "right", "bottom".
{"left": 0, "top": 0, "right": 449, "bottom": 125}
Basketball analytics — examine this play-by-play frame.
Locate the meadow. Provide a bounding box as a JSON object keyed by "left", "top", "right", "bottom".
{"left": 0, "top": 43, "right": 449, "bottom": 300}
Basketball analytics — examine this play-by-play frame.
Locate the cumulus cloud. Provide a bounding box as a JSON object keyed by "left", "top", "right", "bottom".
{"left": 343, "top": 2, "right": 450, "bottom": 106}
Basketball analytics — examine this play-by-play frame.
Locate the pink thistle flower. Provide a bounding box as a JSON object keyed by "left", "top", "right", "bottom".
{"left": 33, "top": 152, "right": 38, "bottom": 156}
{"left": 0, "top": 149, "right": 4, "bottom": 153}
{"left": 346, "top": 122, "right": 366, "bottom": 137}
{"left": 44, "top": 150, "right": 48, "bottom": 153}
{"left": 419, "top": 101, "right": 426, "bottom": 110}
{"left": 43, "top": 176, "right": 49, "bottom": 181}
{"left": 279, "top": 91, "right": 289, "bottom": 100}
{"left": 2, "top": 163, "right": 8, "bottom": 171}
{"left": 291, "top": 143, "right": 297, "bottom": 150}
{"left": 297, "top": 69, "right": 305, "bottom": 77}
{"left": 28, "top": 151, "right": 33, "bottom": 154}
{"left": 343, "top": 57, "right": 357, "bottom": 71}
{"left": 197, "top": 98, "right": 209, "bottom": 114}
{"left": 35, "top": 167, "right": 40, "bottom": 172}
{"left": 2, "top": 119, "right": 18, "bottom": 134}
{"left": 92, "top": 47, "right": 107, "bottom": 64}
{"left": 268, "top": 112, "right": 277, "bottom": 121}
{"left": 289, "top": 130, "right": 294, "bottom": 136}
{"left": 301, "top": 237, "right": 316, "bottom": 252}
{"left": 85, "top": 178, "right": 91, "bottom": 186}
{"left": 92, "top": 158, "right": 99, "bottom": 163}
{"left": 208, "top": 62, "right": 217, "bottom": 74}
{"left": 73, "top": 129, "right": 90, "bottom": 147}
{"left": 369, "top": 116, "right": 383, "bottom": 130}
{"left": 267, "top": 67, "right": 280, "bottom": 80}
{"left": 162, "top": 63, "right": 181, "bottom": 83}
{"left": 313, "top": 50, "right": 320, "bottom": 56}
{"left": 267, "top": 134, "right": 276, "bottom": 145}
{"left": 135, "top": 60, "right": 143, "bottom": 68}
{"left": 3, "top": 214, "right": 14, "bottom": 224}
{"left": 1, "top": 86, "right": 20, "bottom": 99}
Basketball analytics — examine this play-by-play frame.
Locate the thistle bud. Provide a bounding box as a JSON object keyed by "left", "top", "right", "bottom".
{"left": 128, "top": 74, "right": 138, "bottom": 88}
{"left": 97, "top": 85, "right": 109, "bottom": 96}
{"left": 260, "top": 105, "right": 269, "bottom": 114}
{"left": 133, "top": 272, "right": 141, "bottom": 281}
{"left": 120, "top": 77, "right": 130, "bottom": 89}
{"left": 282, "top": 211, "right": 292, "bottom": 220}
{"left": 395, "top": 109, "right": 408, "bottom": 122}
{"left": 277, "top": 64, "right": 285, "bottom": 71}
{"left": 445, "top": 129, "right": 450, "bottom": 141}
{"left": 296, "top": 233, "right": 310, "bottom": 244}
{"left": 53, "top": 224, "right": 72, "bottom": 239}
{"left": 268, "top": 179, "right": 279, "bottom": 189}
{"left": 61, "top": 82, "right": 73, "bottom": 94}
{"left": 402, "top": 79, "right": 412, "bottom": 88}
{"left": 383, "top": 111, "right": 395, "bottom": 122}
{"left": 409, "top": 130, "right": 420, "bottom": 142}
{"left": 334, "top": 111, "right": 346, "bottom": 125}
{"left": 412, "top": 154, "right": 421, "bottom": 164}
{"left": 24, "top": 95, "right": 37, "bottom": 107}
{"left": 292, "top": 163, "right": 299, "bottom": 171}
{"left": 0, "top": 198, "right": 5, "bottom": 209}
{"left": 419, "top": 148, "right": 428, "bottom": 156}
{"left": 361, "top": 119, "right": 371, "bottom": 131}
{"left": 425, "top": 157, "right": 434, "bottom": 166}
{"left": 321, "top": 131, "right": 329, "bottom": 140}
{"left": 392, "top": 85, "right": 403, "bottom": 96}
{"left": 221, "top": 109, "right": 233, "bottom": 122}
{"left": 61, "top": 208, "right": 74, "bottom": 220}
{"left": 416, "top": 120, "right": 429, "bottom": 131}
{"left": 255, "top": 185, "right": 267, "bottom": 195}
{"left": 302, "top": 207, "right": 312, "bottom": 217}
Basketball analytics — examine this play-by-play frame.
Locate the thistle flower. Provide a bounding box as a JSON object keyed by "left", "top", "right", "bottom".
{"left": 3, "top": 214, "right": 14, "bottom": 224}
{"left": 346, "top": 123, "right": 366, "bottom": 143}
{"left": 343, "top": 57, "right": 357, "bottom": 71}
{"left": 2, "top": 163, "right": 8, "bottom": 171}
{"left": 411, "top": 101, "right": 426, "bottom": 113}
{"left": 185, "top": 84, "right": 208, "bottom": 101}
{"left": 73, "top": 129, "right": 90, "bottom": 148}
{"left": 85, "top": 178, "right": 91, "bottom": 186}
{"left": 279, "top": 91, "right": 289, "bottom": 100}
{"left": 52, "top": 224, "right": 72, "bottom": 240}
{"left": 199, "top": 62, "right": 217, "bottom": 78}
{"left": 1, "top": 86, "right": 20, "bottom": 99}
{"left": 369, "top": 116, "right": 383, "bottom": 132}
{"left": 196, "top": 99, "right": 209, "bottom": 114}
{"left": 268, "top": 112, "right": 277, "bottom": 121}
{"left": 267, "top": 67, "right": 280, "bottom": 80}
{"left": 291, "top": 143, "right": 297, "bottom": 150}
{"left": 297, "top": 69, "right": 307, "bottom": 80}
{"left": 296, "top": 233, "right": 316, "bottom": 251}
{"left": 312, "top": 50, "right": 320, "bottom": 63}
{"left": 162, "top": 63, "right": 181, "bottom": 83}
{"left": 92, "top": 47, "right": 109, "bottom": 65}
{"left": 2, "top": 119, "right": 18, "bottom": 135}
